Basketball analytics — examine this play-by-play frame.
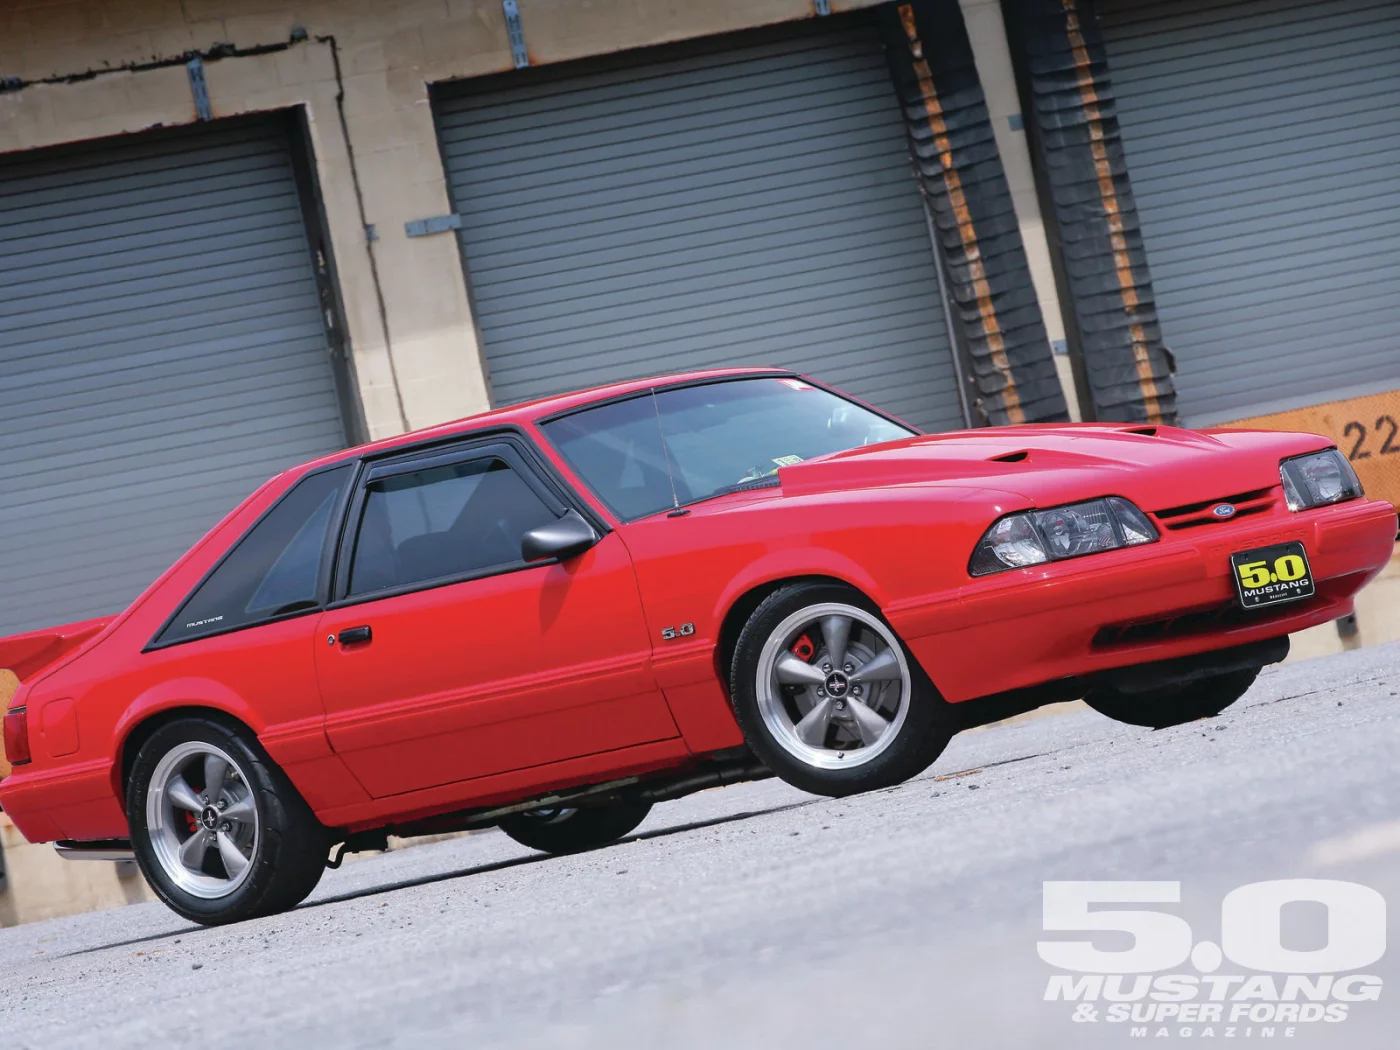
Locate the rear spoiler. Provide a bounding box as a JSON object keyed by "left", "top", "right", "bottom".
{"left": 0, "top": 616, "right": 116, "bottom": 685}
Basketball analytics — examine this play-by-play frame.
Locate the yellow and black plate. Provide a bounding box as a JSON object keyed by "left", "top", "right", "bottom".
{"left": 1230, "top": 541, "right": 1315, "bottom": 609}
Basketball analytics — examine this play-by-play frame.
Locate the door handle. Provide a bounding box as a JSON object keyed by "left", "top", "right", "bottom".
{"left": 338, "top": 625, "right": 372, "bottom": 646}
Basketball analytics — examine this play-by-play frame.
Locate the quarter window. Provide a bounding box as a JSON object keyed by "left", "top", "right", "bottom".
{"left": 157, "top": 465, "right": 353, "bottom": 645}
{"left": 348, "top": 457, "right": 557, "bottom": 596}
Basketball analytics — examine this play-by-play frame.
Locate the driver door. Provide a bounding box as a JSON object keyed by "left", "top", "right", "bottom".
{"left": 314, "top": 438, "right": 679, "bottom": 799}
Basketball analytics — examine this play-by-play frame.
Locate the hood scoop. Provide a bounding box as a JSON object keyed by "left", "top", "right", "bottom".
{"left": 776, "top": 423, "right": 1234, "bottom": 501}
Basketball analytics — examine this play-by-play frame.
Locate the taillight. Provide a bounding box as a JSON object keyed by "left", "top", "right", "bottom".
{"left": 3, "top": 708, "right": 31, "bottom": 766}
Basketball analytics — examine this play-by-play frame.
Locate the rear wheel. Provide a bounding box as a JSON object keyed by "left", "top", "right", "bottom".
{"left": 499, "top": 800, "right": 652, "bottom": 854}
{"left": 1084, "top": 667, "right": 1260, "bottom": 730}
{"left": 127, "top": 717, "right": 329, "bottom": 925}
{"left": 729, "top": 582, "right": 954, "bottom": 797}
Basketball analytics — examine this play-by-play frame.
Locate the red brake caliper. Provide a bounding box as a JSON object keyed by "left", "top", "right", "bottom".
{"left": 791, "top": 633, "right": 816, "bottom": 662}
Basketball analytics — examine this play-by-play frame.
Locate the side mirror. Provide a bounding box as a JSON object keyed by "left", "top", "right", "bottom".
{"left": 521, "top": 509, "right": 600, "bottom": 563}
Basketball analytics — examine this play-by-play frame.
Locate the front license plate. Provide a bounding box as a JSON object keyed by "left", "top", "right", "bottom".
{"left": 1230, "top": 541, "right": 1316, "bottom": 609}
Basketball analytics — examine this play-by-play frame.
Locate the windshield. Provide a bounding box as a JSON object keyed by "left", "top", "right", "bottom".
{"left": 539, "top": 377, "right": 915, "bottom": 521}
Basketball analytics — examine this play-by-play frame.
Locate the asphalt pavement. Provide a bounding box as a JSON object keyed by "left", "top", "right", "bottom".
{"left": 3, "top": 642, "right": 1399, "bottom": 1049}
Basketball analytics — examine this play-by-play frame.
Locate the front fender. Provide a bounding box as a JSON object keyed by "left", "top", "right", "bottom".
{"left": 708, "top": 546, "right": 888, "bottom": 626}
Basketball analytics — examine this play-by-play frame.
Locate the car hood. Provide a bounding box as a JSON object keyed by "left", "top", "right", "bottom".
{"left": 777, "top": 423, "right": 1332, "bottom": 511}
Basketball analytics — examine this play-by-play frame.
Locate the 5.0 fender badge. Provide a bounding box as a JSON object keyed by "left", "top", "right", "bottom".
{"left": 661, "top": 623, "right": 695, "bottom": 640}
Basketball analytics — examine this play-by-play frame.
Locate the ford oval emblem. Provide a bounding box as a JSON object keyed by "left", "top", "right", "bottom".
{"left": 1212, "top": 503, "right": 1237, "bottom": 519}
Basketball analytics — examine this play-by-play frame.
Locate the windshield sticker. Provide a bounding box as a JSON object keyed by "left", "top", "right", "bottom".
{"left": 772, "top": 455, "right": 803, "bottom": 467}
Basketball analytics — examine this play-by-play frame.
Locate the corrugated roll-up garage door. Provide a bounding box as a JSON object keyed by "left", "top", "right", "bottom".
{"left": 433, "top": 21, "right": 967, "bottom": 433}
{"left": 1097, "top": 0, "right": 1400, "bottom": 424}
{"left": 0, "top": 117, "right": 347, "bottom": 636}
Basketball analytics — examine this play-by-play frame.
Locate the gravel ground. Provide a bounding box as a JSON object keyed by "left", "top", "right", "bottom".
{"left": 3, "top": 643, "right": 1399, "bottom": 1048}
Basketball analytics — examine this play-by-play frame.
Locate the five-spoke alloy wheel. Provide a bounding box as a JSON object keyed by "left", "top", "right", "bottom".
{"left": 147, "top": 740, "right": 260, "bottom": 899}
{"left": 756, "top": 602, "right": 911, "bottom": 770}
{"left": 730, "top": 582, "right": 953, "bottom": 796}
{"left": 128, "top": 717, "right": 329, "bottom": 925}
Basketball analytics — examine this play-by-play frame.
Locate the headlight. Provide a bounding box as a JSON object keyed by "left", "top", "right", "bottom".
{"left": 1279, "top": 450, "right": 1363, "bottom": 511}
{"left": 969, "top": 497, "right": 1158, "bottom": 576}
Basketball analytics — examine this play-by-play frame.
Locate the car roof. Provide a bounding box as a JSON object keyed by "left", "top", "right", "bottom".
{"left": 300, "top": 366, "right": 792, "bottom": 473}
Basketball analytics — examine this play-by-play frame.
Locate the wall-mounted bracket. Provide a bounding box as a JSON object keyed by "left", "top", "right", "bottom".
{"left": 186, "top": 56, "right": 212, "bottom": 121}
{"left": 503, "top": 0, "right": 530, "bottom": 69}
{"left": 404, "top": 213, "right": 463, "bottom": 238}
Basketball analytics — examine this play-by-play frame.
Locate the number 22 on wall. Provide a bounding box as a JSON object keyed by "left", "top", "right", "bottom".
{"left": 1344, "top": 415, "right": 1399, "bottom": 460}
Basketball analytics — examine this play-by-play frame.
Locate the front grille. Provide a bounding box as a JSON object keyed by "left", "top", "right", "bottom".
{"left": 1151, "top": 486, "right": 1277, "bottom": 531}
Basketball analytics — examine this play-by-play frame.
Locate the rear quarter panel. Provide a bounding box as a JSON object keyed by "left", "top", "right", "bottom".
{"left": 0, "top": 470, "right": 368, "bottom": 842}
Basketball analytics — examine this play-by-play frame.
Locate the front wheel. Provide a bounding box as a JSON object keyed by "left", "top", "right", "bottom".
{"left": 1084, "top": 667, "right": 1260, "bottom": 730}
{"left": 127, "top": 717, "right": 330, "bottom": 925}
{"left": 499, "top": 800, "right": 652, "bottom": 854}
{"left": 728, "top": 582, "right": 954, "bottom": 797}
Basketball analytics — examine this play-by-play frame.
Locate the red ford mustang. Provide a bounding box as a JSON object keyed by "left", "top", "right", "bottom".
{"left": 1, "top": 369, "right": 1394, "bottom": 924}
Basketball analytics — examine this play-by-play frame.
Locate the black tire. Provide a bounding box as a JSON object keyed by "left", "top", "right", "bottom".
{"left": 127, "top": 716, "right": 330, "bottom": 926}
{"left": 728, "top": 581, "right": 955, "bottom": 797}
{"left": 499, "top": 800, "right": 652, "bottom": 854}
{"left": 1083, "top": 667, "right": 1260, "bottom": 730}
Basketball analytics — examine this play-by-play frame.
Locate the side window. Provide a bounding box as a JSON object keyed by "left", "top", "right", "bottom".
{"left": 348, "top": 456, "right": 557, "bottom": 597}
{"left": 156, "top": 465, "right": 353, "bottom": 646}
{"left": 541, "top": 394, "right": 677, "bottom": 520}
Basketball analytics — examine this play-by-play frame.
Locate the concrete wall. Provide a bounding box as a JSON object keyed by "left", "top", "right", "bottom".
{"left": 1289, "top": 547, "right": 1400, "bottom": 662}
{"left": 0, "top": 0, "right": 889, "bottom": 441}
{"left": 0, "top": 813, "right": 155, "bottom": 927}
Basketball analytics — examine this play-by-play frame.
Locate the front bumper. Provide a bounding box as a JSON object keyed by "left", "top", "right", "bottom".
{"left": 890, "top": 497, "right": 1397, "bottom": 703}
